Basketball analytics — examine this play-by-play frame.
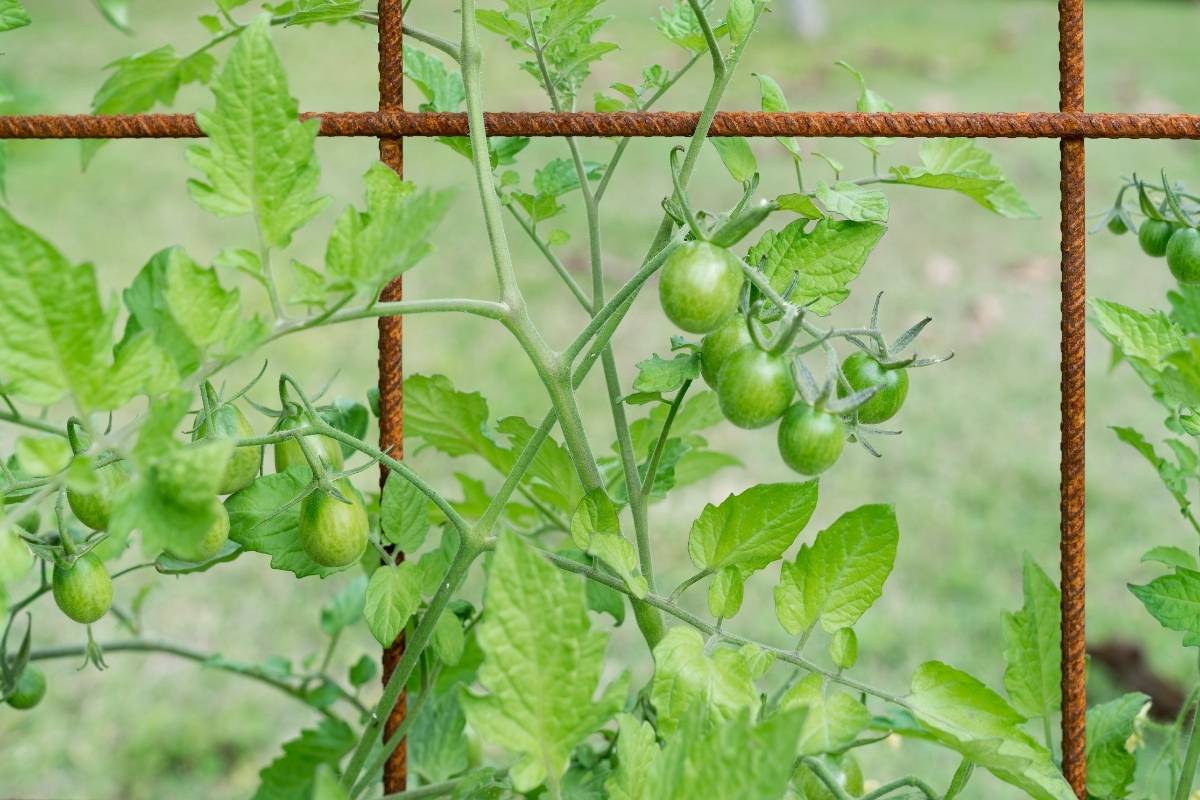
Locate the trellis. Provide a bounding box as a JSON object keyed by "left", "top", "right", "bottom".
{"left": 5, "top": 0, "right": 1194, "bottom": 796}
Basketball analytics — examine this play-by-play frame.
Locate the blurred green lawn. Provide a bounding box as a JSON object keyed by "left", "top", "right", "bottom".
{"left": 2, "top": 1, "right": 1199, "bottom": 797}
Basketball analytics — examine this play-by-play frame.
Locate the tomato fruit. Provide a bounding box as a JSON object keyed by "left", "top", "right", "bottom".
{"left": 274, "top": 411, "right": 344, "bottom": 473}
{"left": 839, "top": 352, "right": 909, "bottom": 424}
{"left": 67, "top": 461, "right": 128, "bottom": 531}
{"left": 299, "top": 479, "right": 369, "bottom": 568}
{"left": 716, "top": 345, "right": 795, "bottom": 429}
{"left": 658, "top": 241, "right": 744, "bottom": 334}
{"left": 777, "top": 403, "right": 846, "bottom": 476}
{"left": 52, "top": 553, "right": 113, "bottom": 624}
{"left": 700, "top": 315, "right": 753, "bottom": 388}
{"left": 6, "top": 665, "right": 46, "bottom": 710}
{"left": 1139, "top": 219, "right": 1176, "bottom": 258}
{"left": 0, "top": 527, "right": 33, "bottom": 584}
{"left": 1107, "top": 215, "right": 1128, "bottom": 235}
{"left": 196, "top": 404, "right": 261, "bottom": 495}
{"left": 1167, "top": 227, "right": 1200, "bottom": 284}
{"left": 165, "top": 499, "right": 230, "bottom": 563}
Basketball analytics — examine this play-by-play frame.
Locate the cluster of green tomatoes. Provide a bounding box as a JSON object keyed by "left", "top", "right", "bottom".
{"left": 657, "top": 237, "right": 909, "bottom": 477}
{"left": 3, "top": 387, "right": 372, "bottom": 711}
{"left": 1108, "top": 174, "right": 1200, "bottom": 284}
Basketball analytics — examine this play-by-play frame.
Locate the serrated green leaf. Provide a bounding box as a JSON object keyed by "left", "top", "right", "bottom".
{"left": 1090, "top": 298, "right": 1185, "bottom": 373}
{"left": 460, "top": 533, "right": 626, "bottom": 792}
{"left": 906, "top": 661, "right": 1076, "bottom": 800}
{"left": 709, "top": 138, "right": 757, "bottom": 184}
{"left": 707, "top": 565, "right": 743, "bottom": 619}
{"left": 411, "top": 688, "right": 470, "bottom": 784}
{"left": 774, "top": 504, "right": 898, "bottom": 635}
{"left": 570, "top": 488, "right": 647, "bottom": 598}
{"left": 325, "top": 163, "right": 453, "bottom": 297}
{"left": 888, "top": 138, "right": 1036, "bottom": 219}
{"left": 1002, "top": 555, "right": 1061, "bottom": 720}
{"left": 251, "top": 718, "right": 356, "bottom": 800}
{"left": 650, "top": 626, "right": 764, "bottom": 736}
{"left": 381, "top": 471, "right": 431, "bottom": 551}
{"left": 405, "top": 46, "right": 464, "bottom": 112}
{"left": 364, "top": 562, "right": 422, "bottom": 646}
{"left": 1130, "top": 567, "right": 1200, "bottom": 646}
{"left": 93, "top": 0, "right": 132, "bottom": 33}
{"left": 225, "top": 466, "right": 341, "bottom": 579}
{"left": 814, "top": 180, "right": 889, "bottom": 222}
{"left": 632, "top": 352, "right": 699, "bottom": 394}
{"left": 0, "top": 0, "right": 30, "bottom": 32}
{"left": 687, "top": 481, "right": 818, "bottom": 576}
{"left": 1086, "top": 693, "right": 1148, "bottom": 799}
{"left": 285, "top": 0, "right": 364, "bottom": 26}
{"left": 320, "top": 575, "right": 367, "bottom": 635}
{"left": 404, "top": 375, "right": 508, "bottom": 468}
{"left": 187, "top": 14, "right": 328, "bottom": 248}
{"left": 753, "top": 73, "right": 802, "bottom": 159}
{"left": 1142, "top": 545, "right": 1198, "bottom": 571}
{"left": 748, "top": 219, "right": 885, "bottom": 315}
{"left": 775, "top": 193, "right": 823, "bottom": 218}
{"left": 1112, "top": 426, "right": 1192, "bottom": 511}
{"left": 14, "top": 436, "right": 70, "bottom": 477}
{"left": 780, "top": 672, "right": 870, "bottom": 755}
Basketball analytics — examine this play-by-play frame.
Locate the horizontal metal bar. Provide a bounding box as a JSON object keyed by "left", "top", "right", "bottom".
{"left": 1, "top": 110, "right": 1199, "bottom": 140}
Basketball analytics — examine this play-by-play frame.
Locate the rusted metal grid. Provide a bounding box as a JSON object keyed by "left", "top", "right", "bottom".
{"left": 2, "top": 0, "right": 1165, "bottom": 795}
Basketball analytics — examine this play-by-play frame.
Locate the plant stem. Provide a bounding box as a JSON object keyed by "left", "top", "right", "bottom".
{"left": 862, "top": 777, "right": 939, "bottom": 799}
{"left": 0, "top": 410, "right": 65, "bottom": 436}
{"left": 799, "top": 757, "right": 853, "bottom": 800}
{"left": 1175, "top": 698, "right": 1200, "bottom": 800}
{"left": 381, "top": 779, "right": 463, "bottom": 800}
{"left": 348, "top": 669, "right": 438, "bottom": 799}
{"left": 640, "top": 380, "right": 692, "bottom": 498}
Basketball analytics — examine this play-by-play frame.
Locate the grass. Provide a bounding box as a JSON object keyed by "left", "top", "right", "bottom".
{"left": 2, "top": 0, "right": 1200, "bottom": 797}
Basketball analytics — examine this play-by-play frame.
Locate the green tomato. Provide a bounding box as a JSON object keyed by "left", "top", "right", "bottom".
{"left": 700, "top": 315, "right": 753, "bottom": 388}
{"left": 1167, "top": 227, "right": 1200, "bottom": 284}
{"left": 196, "top": 403, "right": 261, "bottom": 495}
{"left": 274, "top": 412, "right": 344, "bottom": 473}
{"left": 1139, "top": 219, "right": 1176, "bottom": 258}
{"left": 164, "top": 499, "right": 230, "bottom": 563}
{"left": 6, "top": 665, "right": 46, "bottom": 710}
{"left": 52, "top": 553, "right": 113, "bottom": 624}
{"left": 716, "top": 345, "right": 795, "bottom": 429}
{"left": 839, "top": 352, "right": 910, "bottom": 424}
{"left": 0, "top": 527, "right": 33, "bottom": 584}
{"left": 793, "top": 754, "right": 864, "bottom": 799}
{"left": 1107, "top": 214, "right": 1128, "bottom": 235}
{"left": 66, "top": 461, "right": 128, "bottom": 532}
{"left": 658, "top": 241, "right": 744, "bottom": 334}
{"left": 777, "top": 403, "right": 846, "bottom": 476}
{"left": 299, "top": 479, "right": 369, "bottom": 568}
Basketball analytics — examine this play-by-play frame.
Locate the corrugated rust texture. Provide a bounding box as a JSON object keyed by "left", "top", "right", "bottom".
{"left": 376, "top": 0, "right": 407, "bottom": 793}
{"left": 1058, "top": 0, "right": 1087, "bottom": 796}
{"left": 4, "top": 110, "right": 1200, "bottom": 139}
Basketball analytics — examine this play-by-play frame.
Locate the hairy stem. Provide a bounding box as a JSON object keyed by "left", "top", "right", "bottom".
{"left": 1176, "top": 701, "right": 1200, "bottom": 800}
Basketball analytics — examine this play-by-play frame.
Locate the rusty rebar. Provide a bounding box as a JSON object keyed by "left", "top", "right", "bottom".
{"left": 3, "top": 110, "right": 1200, "bottom": 140}
{"left": 1058, "top": 0, "right": 1087, "bottom": 796}
{"left": 376, "top": 0, "right": 407, "bottom": 793}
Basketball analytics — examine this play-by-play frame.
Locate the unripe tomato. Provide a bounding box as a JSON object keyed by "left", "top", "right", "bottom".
{"left": 1167, "top": 227, "right": 1200, "bottom": 284}
{"left": 777, "top": 403, "right": 846, "bottom": 476}
{"left": 700, "top": 315, "right": 753, "bottom": 388}
{"left": 1139, "top": 219, "right": 1176, "bottom": 258}
{"left": 716, "top": 345, "right": 795, "bottom": 429}
{"left": 658, "top": 242, "right": 744, "bottom": 334}
{"left": 839, "top": 352, "right": 910, "bottom": 424}
{"left": 67, "top": 461, "right": 129, "bottom": 531}
{"left": 52, "top": 553, "right": 113, "bottom": 624}
{"left": 1107, "top": 215, "right": 1128, "bottom": 235}
{"left": 274, "top": 412, "right": 344, "bottom": 473}
{"left": 165, "top": 499, "right": 230, "bottom": 563}
{"left": 0, "top": 527, "right": 33, "bottom": 584}
{"left": 195, "top": 404, "right": 261, "bottom": 495}
{"left": 299, "top": 480, "right": 369, "bottom": 568}
{"left": 6, "top": 666, "right": 46, "bottom": 710}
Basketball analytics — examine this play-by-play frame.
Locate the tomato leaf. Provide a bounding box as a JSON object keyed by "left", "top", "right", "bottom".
{"left": 0, "top": 1, "right": 30, "bottom": 32}
{"left": 570, "top": 488, "right": 647, "bottom": 598}
{"left": 284, "top": 0, "right": 364, "bottom": 26}
{"left": 319, "top": 575, "right": 367, "bottom": 635}
{"left": 687, "top": 481, "right": 819, "bottom": 576}
{"left": 907, "top": 662, "right": 1076, "bottom": 800}
{"left": 380, "top": 472, "right": 431, "bottom": 551}
{"left": 187, "top": 14, "right": 328, "bottom": 248}
{"left": 404, "top": 374, "right": 508, "bottom": 468}
{"left": 632, "top": 352, "right": 699, "bottom": 395}
{"left": 1085, "top": 693, "right": 1149, "bottom": 799}
{"left": 709, "top": 138, "right": 757, "bottom": 184}
{"left": 363, "top": 562, "right": 422, "bottom": 646}
{"left": 649, "top": 626, "right": 769, "bottom": 736}
{"left": 706, "top": 565, "right": 743, "bottom": 619}
{"left": 411, "top": 688, "right": 470, "bottom": 785}
{"left": 225, "top": 466, "right": 341, "bottom": 579}
{"left": 460, "top": 533, "right": 627, "bottom": 793}
{"left": 888, "top": 138, "right": 1037, "bottom": 220}
{"left": 1001, "top": 555, "right": 1061, "bottom": 721}
{"left": 814, "top": 180, "right": 889, "bottom": 223}
{"left": 779, "top": 672, "right": 869, "bottom": 755}
{"left": 251, "top": 718, "right": 356, "bottom": 800}
{"left": 1130, "top": 566, "right": 1200, "bottom": 646}
{"left": 774, "top": 503, "right": 898, "bottom": 635}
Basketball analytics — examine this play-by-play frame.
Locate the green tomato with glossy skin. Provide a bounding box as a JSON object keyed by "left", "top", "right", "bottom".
{"left": 1167, "top": 227, "right": 1200, "bottom": 284}
{"left": 164, "top": 499, "right": 230, "bottom": 563}
{"left": 274, "top": 412, "right": 344, "bottom": 473}
{"left": 67, "top": 461, "right": 128, "bottom": 531}
{"left": 0, "top": 527, "right": 33, "bottom": 584}
{"left": 838, "top": 352, "right": 910, "bottom": 424}
{"left": 52, "top": 553, "right": 113, "bottom": 624}
{"left": 777, "top": 403, "right": 846, "bottom": 476}
{"left": 716, "top": 345, "right": 795, "bottom": 429}
{"left": 700, "top": 315, "right": 753, "bottom": 388}
{"left": 6, "top": 666, "right": 46, "bottom": 710}
{"left": 1139, "top": 219, "right": 1176, "bottom": 257}
{"left": 658, "top": 241, "right": 744, "bottom": 334}
{"left": 299, "top": 479, "right": 369, "bottom": 568}
{"left": 195, "top": 404, "right": 261, "bottom": 495}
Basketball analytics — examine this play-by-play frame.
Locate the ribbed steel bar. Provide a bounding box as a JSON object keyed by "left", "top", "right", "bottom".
{"left": 1058, "top": 0, "right": 1087, "bottom": 796}
{"left": 376, "top": 0, "right": 408, "bottom": 793}
{"left": 1, "top": 110, "right": 1200, "bottom": 139}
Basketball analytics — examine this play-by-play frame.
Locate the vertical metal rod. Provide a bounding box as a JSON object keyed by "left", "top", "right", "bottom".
{"left": 1058, "top": 0, "right": 1087, "bottom": 795}
{"left": 377, "top": 0, "right": 407, "bottom": 793}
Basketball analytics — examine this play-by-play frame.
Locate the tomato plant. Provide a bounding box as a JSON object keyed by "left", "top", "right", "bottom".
{"left": 0, "top": 2, "right": 1082, "bottom": 799}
